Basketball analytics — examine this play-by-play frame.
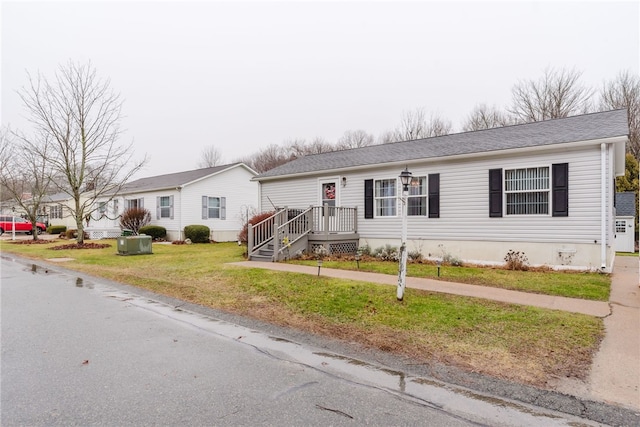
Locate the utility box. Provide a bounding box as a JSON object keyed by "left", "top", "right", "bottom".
{"left": 117, "top": 235, "right": 152, "bottom": 255}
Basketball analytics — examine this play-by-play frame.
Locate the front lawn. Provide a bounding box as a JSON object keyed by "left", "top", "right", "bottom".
{"left": 0, "top": 239, "right": 605, "bottom": 387}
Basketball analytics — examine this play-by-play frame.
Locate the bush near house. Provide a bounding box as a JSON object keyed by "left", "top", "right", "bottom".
{"left": 139, "top": 225, "right": 167, "bottom": 240}
{"left": 47, "top": 225, "right": 67, "bottom": 234}
{"left": 184, "top": 225, "right": 210, "bottom": 243}
{"left": 237, "top": 211, "right": 275, "bottom": 243}
{"left": 64, "top": 229, "right": 89, "bottom": 240}
{"left": 119, "top": 207, "right": 151, "bottom": 235}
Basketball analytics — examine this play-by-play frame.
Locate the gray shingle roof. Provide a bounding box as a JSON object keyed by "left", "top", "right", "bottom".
{"left": 120, "top": 163, "right": 250, "bottom": 194}
{"left": 616, "top": 192, "right": 637, "bottom": 217}
{"left": 256, "top": 109, "right": 629, "bottom": 180}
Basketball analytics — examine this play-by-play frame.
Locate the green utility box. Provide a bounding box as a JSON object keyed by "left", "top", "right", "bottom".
{"left": 117, "top": 235, "right": 152, "bottom": 255}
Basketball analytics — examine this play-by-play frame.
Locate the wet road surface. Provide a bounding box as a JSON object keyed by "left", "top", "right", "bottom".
{"left": 1, "top": 255, "right": 602, "bottom": 426}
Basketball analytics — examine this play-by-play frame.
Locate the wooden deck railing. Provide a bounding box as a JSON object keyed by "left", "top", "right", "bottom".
{"left": 248, "top": 206, "right": 358, "bottom": 261}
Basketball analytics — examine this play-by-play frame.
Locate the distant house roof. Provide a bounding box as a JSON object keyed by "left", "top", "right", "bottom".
{"left": 256, "top": 109, "right": 629, "bottom": 180}
{"left": 616, "top": 192, "right": 637, "bottom": 217}
{"left": 117, "top": 163, "right": 256, "bottom": 195}
{"left": 41, "top": 192, "right": 73, "bottom": 203}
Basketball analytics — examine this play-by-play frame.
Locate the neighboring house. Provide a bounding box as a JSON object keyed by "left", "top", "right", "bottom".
{"left": 40, "top": 192, "right": 79, "bottom": 230}
{"left": 90, "top": 163, "right": 259, "bottom": 242}
{"left": 252, "top": 109, "right": 629, "bottom": 272}
{"left": 614, "top": 192, "right": 636, "bottom": 253}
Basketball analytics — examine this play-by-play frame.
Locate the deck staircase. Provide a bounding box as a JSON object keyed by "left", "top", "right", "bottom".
{"left": 248, "top": 206, "right": 359, "bottom": 262}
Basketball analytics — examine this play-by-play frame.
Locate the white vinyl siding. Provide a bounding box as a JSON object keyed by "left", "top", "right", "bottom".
{"left": 504, "top": 167, "right": 550, "bottom": 215}
{"left": 258, "top": 144, "right": 605, "bottom": 245}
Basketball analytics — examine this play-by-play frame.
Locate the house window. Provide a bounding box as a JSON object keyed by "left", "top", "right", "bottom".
{"left": 375, "top": 179, "right": 396, "bottom": 217}
{"left": 159, "top": 196, "right": 171, "bottom": 218}
{"left": 113, "top": 199, "right": 119, "bottom": 216}
{"left": 407, "top": 176, "right": 426, "bottom": 216}
{"left": 504, "top": 167, "right": 550, "bottom": 215}
{"left": 126, "top": 198, "right": 144, "bottom": 209}
{"left": 98, "top": 202, "right": 107, "bottom": 214}
{"left": 50, "top": 204, "right": 63, "bottom": 219}
{"left": 208, "top": 197, "right": 220, "bottom": 219}
{"left": 202, "top": 196, "right": 226, "bottom": 220}
{"left": 616, "top": 220, "right": 627, "bottom": 233}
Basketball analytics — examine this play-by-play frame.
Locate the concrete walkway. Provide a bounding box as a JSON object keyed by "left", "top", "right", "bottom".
{"left": 231, "top": 258, "right": 640, "bottom": 410}
{"left": 231, "top": 261, "right": 611, "bottom": 317}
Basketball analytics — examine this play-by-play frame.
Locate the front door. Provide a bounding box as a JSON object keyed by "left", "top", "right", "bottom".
{"left": 614, "top": 218, "right": 635, "bottom": 253}
{"left": 317, "top": 179, "right": 339, "bottom": 232}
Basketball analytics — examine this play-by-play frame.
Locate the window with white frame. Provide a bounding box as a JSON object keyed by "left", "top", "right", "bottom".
{"left": 125, "top": 198, "right": 144, "bottom": 209}
{"left": 202, "top": 196, "right": 226, "bottom": 220}
{"left": 50, "top": 204, "right": 63, "bottom": 219}
{"left": 407, "top": 176, "right": 426, "bottom": 216}
{"left": 616, "top": 220, "right": 627, "bottom": 233}
{"left": 504, "top": 167, "right": 550, "bottom": 215}
{"left": 98, "top": 202, "right": 107, "bottom": 214}
{"left": 374, "top": 179, "right": 396, "bottom": 216}
{"left": 159, "top": 196, "right": 171, "bottom": 218}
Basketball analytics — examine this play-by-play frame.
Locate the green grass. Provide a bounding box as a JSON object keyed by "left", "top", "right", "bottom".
{"left": 290, "top": 259, "right": 611, "bottom": 301}
{"left": 0, "top": 239, "right": 605, "bottom": 385}
{"left": 616, "top": 251, "right": 639, "bottom": 257}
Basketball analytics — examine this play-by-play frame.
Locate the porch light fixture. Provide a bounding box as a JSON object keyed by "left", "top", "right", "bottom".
{"left": 399, "top": 167, "right": 412, "bottom": 192}
{"left": 397, "top": 167, "right": 411, "bottom": 301}
{"left": 342, "top": 176, "right": 347, "bottom": 187}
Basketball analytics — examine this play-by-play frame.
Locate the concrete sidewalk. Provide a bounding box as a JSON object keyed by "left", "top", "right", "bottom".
{"left": 231, "top": 258, "right": 640, "bottom": 410}
{"left": 231, "top": 261, "right": 611, "bottom": 317}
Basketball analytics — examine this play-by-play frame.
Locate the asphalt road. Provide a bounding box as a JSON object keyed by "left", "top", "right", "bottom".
{"left": 1, "top": 254, "right": 605, "bottom": 426}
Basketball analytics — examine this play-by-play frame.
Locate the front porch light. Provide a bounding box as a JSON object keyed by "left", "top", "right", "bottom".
{"left": 399, "top": 167, "right": 412, "bottom": 192}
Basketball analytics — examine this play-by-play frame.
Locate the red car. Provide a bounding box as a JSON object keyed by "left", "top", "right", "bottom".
{"left": 0, "top": 216, "right": 47, "bottom": 235}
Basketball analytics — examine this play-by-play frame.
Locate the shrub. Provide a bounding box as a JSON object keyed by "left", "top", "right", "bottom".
{"left": 47, "top": 225, "right": 67, "bottom": 234}
{"left": 119, "top": 207, "right": 151, "bottom": 235}
{"left": 373, "top": 244, "right": 399, "bottom": 261}
{"left": 358, "top": 243, "right": 372, "bottom": 256}
{"left": 504, "top": 249, "right": 529, "bottom": 271}
{"left": 184, "top": 225, "right": 210, "bottom": 243}
{"left": 139, "top": 225, "right": 167, "bottom": 240}
{"left": 237, "top": 211, "right": 275, "bottom": 243}
{"left": 408, "top": 250, "right": 423, "bottom": 262}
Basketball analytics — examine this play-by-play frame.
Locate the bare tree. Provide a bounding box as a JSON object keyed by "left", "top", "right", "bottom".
{"left": 336, "top": 129, "right": 376, "bottom": 150}
{"left": 244, "top": 144, "right": 290, "bottom": 173}
{"left": 600, "top": 70, "right": 640, "bottom": 159}
{"left": 18, "top": 61, "right": 146, "bottom": 244}
{"left": 387, "top": 108, "right": 453, "bottom": 142}
{"left": 0, "top": 127, "right": 53, "bottom": 240}
{"left": 197, "top": 145, "right": 223, "bottom": 168}
{"left": 377, "top": 129, "right": 398, "bottom": 144}
{"left": 425, "top": 113, "right": 453, "bottom": 137}
{"left": 509, "top": 67, "right": 593, "bottom": 123}
{"left": 462, "top": 104, "right": 514, "bottom": 131}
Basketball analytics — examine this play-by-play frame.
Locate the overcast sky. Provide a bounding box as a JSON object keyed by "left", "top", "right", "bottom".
{"left": 2, "top": 1, "right": 639, "bottom": 178}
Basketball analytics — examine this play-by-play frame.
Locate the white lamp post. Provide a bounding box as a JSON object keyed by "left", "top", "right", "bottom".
{"left": 397, "top": 167, "right": 412, "bottom": 301}
{"left": 11, "top": 207, "right": 16, "bottom": 241}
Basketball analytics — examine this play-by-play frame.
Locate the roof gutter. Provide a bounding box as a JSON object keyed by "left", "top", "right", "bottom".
{"left": 253, "top": 135, "right": 628, "bottom": 182}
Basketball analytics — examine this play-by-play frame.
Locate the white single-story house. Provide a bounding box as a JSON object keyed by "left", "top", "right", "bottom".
{"left": 89, "top": 163, "right": 259, "bottom": 242}
{"left": 614, "top": 192, "right": 637, "bottom": 253}
{"left": 40, "top": 192, "right": 79, "bottom": 230}
{"left": 251, "top": 109, "right": 629, "bottom": 272}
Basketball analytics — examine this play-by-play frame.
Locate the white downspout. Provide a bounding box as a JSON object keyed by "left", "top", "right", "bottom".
{"left": 600, "top": 143, "right": 607, "bottom": 270}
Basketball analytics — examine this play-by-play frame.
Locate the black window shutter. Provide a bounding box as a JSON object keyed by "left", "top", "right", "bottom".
{"left": 364, "top": 179, "right": 374, "bottom": 219}
{"left": 428, "top": 173, "right": 440, "bottom": 218}
{"left": 489, "top": 169, "right": 503, "bottom": 217}
{"left": 552, "top": 163, "right": 569, "bottom": 217}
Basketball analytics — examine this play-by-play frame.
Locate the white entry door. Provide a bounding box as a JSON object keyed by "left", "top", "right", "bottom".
{"left": 614, "top": 218, "right": 635, "bottom": 253}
